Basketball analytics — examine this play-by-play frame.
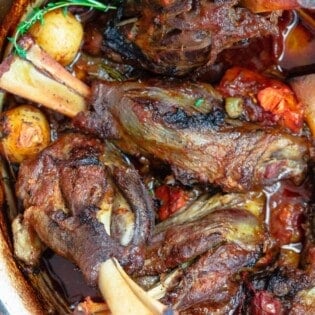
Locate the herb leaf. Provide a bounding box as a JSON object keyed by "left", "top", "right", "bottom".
{"left": 10, "top": 0, "right": 117, "bottom": 58}
{"left": 194, "top": 98, "right": 205, "bottom": 107}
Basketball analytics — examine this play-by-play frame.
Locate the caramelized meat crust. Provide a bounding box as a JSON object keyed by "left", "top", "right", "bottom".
{"left": 15, "top": 133, "right": 154, "bottom": 284}
{"left": 133, "top": 208, "right": 264, "bottom": 312}
{"left": 74, "top": 79, "right": 310, "bottom": 192}
{"left": 103, "top": 0, "right": 279, "bottom": 75}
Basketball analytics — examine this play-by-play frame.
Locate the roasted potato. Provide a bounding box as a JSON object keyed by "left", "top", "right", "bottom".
{"left": 29, "top": 8, "right": 83, "bottom": 66}
{"left": 0, "top": 105, "right": 51, "bottom": 163}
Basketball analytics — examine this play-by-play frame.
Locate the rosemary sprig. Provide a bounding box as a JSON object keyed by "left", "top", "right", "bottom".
{"left": 8, "top": 0, "right": 117, "bottom": 58}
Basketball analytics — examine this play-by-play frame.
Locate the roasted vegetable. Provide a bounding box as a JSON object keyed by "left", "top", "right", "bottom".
{"left": 218, "top": 67, "right": 304, "bottom": 133}
{"left": 9, "top": 0, "right": 116, "bottom": 60}
{"left": 241, "top": 0, "right": 315, "bottom": 12}
{"left": 0, "top": 105, "right": 51, "bottom": 163}
{"left": 11, "top": 214, "right": 44, "bottom": 266}
{"left": 29, "top": 8, "right": 83, "bottom": 66}
{"left": 155, "top": 185, "right": 190, "bottom": 221}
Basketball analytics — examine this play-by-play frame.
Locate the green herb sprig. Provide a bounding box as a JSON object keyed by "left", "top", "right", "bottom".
{"left": 194, "top": 98, "right": 205, "bottom": 107}
{"left": 8, "top": 0, "right": 117, "bottom": 58}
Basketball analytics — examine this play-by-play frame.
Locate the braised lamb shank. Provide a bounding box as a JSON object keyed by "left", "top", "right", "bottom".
{"left": 74, "top": 79, "right": 310, "bottom": 193}
{"left": 102, "top": 0, "right": 279, "bottom": 75}
{"left": 15, "top": 133, "right": 270, "bottom": 313}
{"left": 15, "top": 133, "right": 154, "bottom": 284}
{"left": 4, "top": 2, "right": 313, "bottom": 312}
{"left": 136, "top": 208, "right": 264, "bottom": 313}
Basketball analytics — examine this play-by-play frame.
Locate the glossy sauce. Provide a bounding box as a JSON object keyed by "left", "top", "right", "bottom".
{"left": 42, "top": 250, "right": 101, "bottom": 309}
{"left": 264, "top": 179, "right": 312, "bottom": 246}
{"left": 279, "top": 9, "right": 315, "bottom": 74}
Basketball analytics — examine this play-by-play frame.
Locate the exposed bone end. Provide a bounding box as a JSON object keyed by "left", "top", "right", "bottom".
{"left": 20, "top": 36, "right": 90, "bottom": 99}
{"left": 99, "top": 258, "right": 175, "bottom": 315}
{"left": 0, "top": 36, "right": 89, "bottom": 118}
{"left": 0, "top": 55, "right": 85, "bottom": 117}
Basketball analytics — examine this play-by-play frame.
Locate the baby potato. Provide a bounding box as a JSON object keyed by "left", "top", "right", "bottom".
{"left": 0, "top": 105, "right": 51, "bottom": 163}
{"left": 29, "top": 9, "right": 83, "bottom": 66}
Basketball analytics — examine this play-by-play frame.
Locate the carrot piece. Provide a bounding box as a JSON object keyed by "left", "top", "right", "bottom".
{"left": 241, "top": 0, "right": 300, "bottom": 13}
{"left": 257, "top": 86, "right": 304, "bottom": 132}
{"left": 218, "top": 67, "right": 304, "bottom": 132}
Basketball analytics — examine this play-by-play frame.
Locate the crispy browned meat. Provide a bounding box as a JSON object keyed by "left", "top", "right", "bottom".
{"left": 15, "top": 133, "right": 154, "bottom": 284}
{"left": 102, "top": 0, "right": 279, "bottom": 75}
{"left": 74, "top": 79, "right": 310, "bottom": 193}
{"left": 136, "top": 208, "right": 264, "bottom": 312}
{"left": 242, "top": 267, "right": 315, "bottom": 314}
{"left": 137, "top": 209, "right": 263, "bottom": 276}
{"left": 167, "top": 244, "right": 257, "bottom": 313}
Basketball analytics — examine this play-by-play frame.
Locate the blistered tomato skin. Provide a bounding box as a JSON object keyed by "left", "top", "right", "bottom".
{"left": 218, "top": 67, "right": 304, "bottom": 132}
{"left": 155, "top": 185, "right": 190, "bottom": 221}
